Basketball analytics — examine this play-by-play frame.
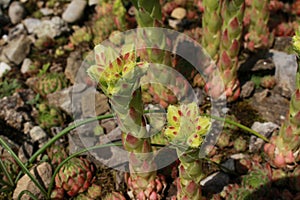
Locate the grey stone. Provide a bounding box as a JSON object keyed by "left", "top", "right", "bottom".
{"left": 68, "top": 122, "right": 97, "bottom": 155}
{"left": 23, "top": 18, "right": 41, "bottom": 34}
{"left": 29, "top": 126, "right": 48, "bottom": 143}
{"left": 47, "top": 86, "right": 74, "bottom": 116}
{"left": 81, "top": 91, "right": 109, "bottom": 117}
{"left": 272, "top": 50, "right": 298, "bottom": 96}
{"left": 33, "top": 16, "right": 69, "bottom": 38}
{"left": 0, "top": 62, "right": 11, "bottom": 77}
{"left": 249, "top": 122, "right": 279, "bottom": 152}
{"left": 62, "top": 0, "right": 87, "bottom": 23}
{"left": 240, "top": 81, "right": 255, "bottom": 98}
{"left": 65, "top": 51, "right": 82, "bottom": 84}
{"left": 200, "top": 172, "right": 230, "bottom": 194}
{"left": 8, "top": 23, "right": 26, "bottom": 39}
{"left": 101, "top": 118, "right": 116, "bottom": 134}
{"left": 249, "top": 90, "right": 290, "bottom": 125}
{"left": 23, "top": 121, "right": 33, "bottom": 134}
{"left": 0, "top": 34, "right": 31, "bottom": 65}
{"left": 21, "top": 58, "right": 33, "bottom": 74}
{"left": 251, "top": 57, "right": 275, "bottom": 72}
{"left": 18, "top": 141, "right": 34, "bottom": 163}
{"left": 8, "top": 1, "right": 25, "bottom": 24}
{"left": 221, "top": 159, "right": 235, "bottom": 172}
{"left": 40, "top": 8, "right": 53, "bottom": 16}
{"left": 91, "top": 127, "right": 127, "bottom": 171}
{"left": 13, "top": 162, "right": 52, "bottom": 200}
{"left": 88, "top": 0, "right": 98, "bottom": 6}
{"left": 253, "top": 89, "right": 269, "bottom": 103}
{"left": 0, "top": 89, "right": 35, "bottom": 132}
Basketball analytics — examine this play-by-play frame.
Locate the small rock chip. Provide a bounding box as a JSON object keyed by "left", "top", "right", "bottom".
{"left": 272, "top": 50, "right": 297, "bottom": 96}
{"left": 88, "top": 0, "right": 99, "bottom": 6}
{"left": 62, "top": 0, "right": 87, "bottom": 23}
{"left": 1, "top": 34, "right": 31, "bottom": 65}
{"left": 8, "top": 1, "right": 25, "bottom": 24}
{"left": 13, "top": 162, "right": 52, "bottom": 200}
{"left": 171, "top": 7, "right": 186, "bottom": 20}
{"left": 21, "top": 58, "right": 33, "bottom": 74}
{"left": 249, "top": 121, "right": 279, "bottom": 152}
{"left": 240, "top": 81, "right": 255, "bottom": 98}
{"left": 18, "top": 141, "right": 34, "bottom": 163}
{"left": 23, "top": 18, "right": 42, "bottom": 34}
{"left": 33, "top": 17, "right": 69, "bottom": 38}
{"left": 201, "top": 172, "right": 230, "bottom": 193}
{"left": 253, "top": 89, "right": 270, "bottom": 102}
{"left": 29, "top": 126, "right": 48, "bottom": 144}
{"left": 0, "top": 62, "right": 11, "bottom": 77}
{"left": 64, "top": 51, "right": 82, "bottom": 84}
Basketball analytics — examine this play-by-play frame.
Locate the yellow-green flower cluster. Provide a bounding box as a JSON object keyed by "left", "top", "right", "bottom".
{"left": 87, "top": 45, "right": 148, "bottom": 96}
{"left": 164, "top": 103, "right": 211, "bottom": 148}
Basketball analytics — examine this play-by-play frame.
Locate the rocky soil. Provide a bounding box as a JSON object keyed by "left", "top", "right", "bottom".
{"left": 0, "top": 0, "right": 300, "bottom": 199}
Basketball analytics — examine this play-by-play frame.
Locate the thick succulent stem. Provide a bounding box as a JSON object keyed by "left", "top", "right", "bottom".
{"left": 244, "top": 0, "right": 273, "bottom": 51}
{"left": 88, "top": 45, "right": 165, "bottom": 199}
{"left": 217, "top": 0, "right": 245, "bottom": 102}
{"left": 92, "top": 1, "right": 127, "bottom": 45}
{"left": 202, "top": 0, "right": 245, "bottom": 102}
{"left": 164, "top": 103, "right": 211, "bottom": 200}
{"left": 201, "top": 0, "right": 222, "bottom": 61}
{"left": 264, "top": 29, "right": 300, "bottom": 168}
{"left": 176, "top": 149, "right": 204, "bottom": 200}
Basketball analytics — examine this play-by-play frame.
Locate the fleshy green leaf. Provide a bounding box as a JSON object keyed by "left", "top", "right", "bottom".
{"left": 138, "top": 0, "right": 162, "bottom": 20}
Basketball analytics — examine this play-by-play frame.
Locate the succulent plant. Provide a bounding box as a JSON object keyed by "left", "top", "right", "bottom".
{"left": 141, "top": 64, "right": 191, "bottom": 108}
{"left": 244, "top": 0, "right": 273, "bottom": 51}
{"left": 103, "top": 191, "right": 126, "bottom": 200}
{"left": 54, "top": 157, "right": 95, "bottom": 197}
{"left": 37, "top": 103, "right": 65, "bottom": 129}
{"left": 70, "top": 26, "right": 92, "bottom": 46}
{"left": 46, "top": 144, "right": 68, "bottom": 167}
{"left": 218, "top": 163, "right": 272, "bottom": 199}
{"left": 241, "top": 163, "right": 272, "bottom": 191}
{"left": 263, "top": 18, "right": 300, "bottom": 170}
{"left": 217, "top": 0, "right": 245, "bottom": 102}
{"left": 88, "top": 44, "right": 166, "bottom": 199}
{"left": 50, "top": 188, "right": 65, "bottom": 200}
{"left": 86, "top": 183, "right": 102, "bottom": 199}
{"left": 92, "top": 1, "right": 126, "bottom": 45}
{"left": 31, "top": 72, "right": 67, "bottom": 97}
{"left": 233, "top": 136, "right": 247, "bottom": 152}
{"left": 142, "top": 83, "right": 177, "bottom": 108}
{"left": 219, "top": 183, "right": 252, "bottom": 200}
{"left": 132, "top": 0, "right": 162, "bottom": 27}
{"left": 260, "top": 75, "right": 276, "bottom": 89}
{"left": 72, "top": 183, "right": 102, "bottom": 200}
{"left": 163, "top": 103, "right": 211, "bottom": 200}
{"left": 201, "top": 0, "right": 222, "bottom": 61}
{"left": 216, "top": 131, "right": 231, "bottom": 149}
{"left": 202, "top": 0, "right": 245, "bottom": 102}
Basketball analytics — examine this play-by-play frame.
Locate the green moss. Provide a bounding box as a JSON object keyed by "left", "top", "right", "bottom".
{"left": 0, "top": 79, "right": 21, "bottom": 98}
{"left": 250, "top": 75, "right": 261, "bottom": 88}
